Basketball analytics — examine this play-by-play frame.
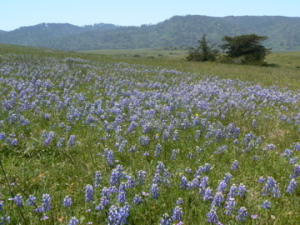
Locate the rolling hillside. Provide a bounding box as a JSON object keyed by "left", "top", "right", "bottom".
{"left": 0, "top": 15, "right": 300, "bottom": 51}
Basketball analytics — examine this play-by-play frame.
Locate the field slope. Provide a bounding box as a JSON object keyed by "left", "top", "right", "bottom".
{"left": 1, "top": 44, "right": 300, "bottom": 224}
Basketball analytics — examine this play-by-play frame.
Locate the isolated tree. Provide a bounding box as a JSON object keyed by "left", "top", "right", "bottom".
{"left": 186, "top": 34, "right": 217, "bottom": 62}
{"left": 220, "top": 34, "right": 271, "bottom": 64}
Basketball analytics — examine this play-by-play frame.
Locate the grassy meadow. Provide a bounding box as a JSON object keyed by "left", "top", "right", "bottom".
{"left": 1, "top": 44, "right": 300, "bottom": 224}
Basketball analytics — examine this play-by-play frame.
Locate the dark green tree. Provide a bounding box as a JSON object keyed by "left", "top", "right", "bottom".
{"left": 220, "top": 34, "right": 271, "bottom": 64}
{"left": 186, "top": 34, "right": 217, "bottom": 62}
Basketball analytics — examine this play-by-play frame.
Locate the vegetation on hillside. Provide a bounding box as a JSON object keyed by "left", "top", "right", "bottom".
{"left": 1, "top": 15, "right": 300, "bottom": 51}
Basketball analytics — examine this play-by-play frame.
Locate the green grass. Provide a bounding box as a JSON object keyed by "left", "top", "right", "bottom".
{"left": 1, "top": 44, "right": 300, "bottom": 224}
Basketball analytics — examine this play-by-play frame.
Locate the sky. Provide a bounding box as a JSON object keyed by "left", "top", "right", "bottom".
{"left": 1, "top": 0, "right": 300, "bottom": 31}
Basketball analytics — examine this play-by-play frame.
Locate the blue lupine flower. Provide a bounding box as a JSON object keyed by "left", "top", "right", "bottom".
{"left": 35, "top": 194, "right": 52, "bottom": 212}
{"left": 223, "top": 173, "right": 232, "bottom": 184}
{"left": 139, "top": 135, "right": 150, "bottom": 146}
{"left": 224, "top": 198, "right": 236, "bottom": 215}
{"left": 94, "top": 171, "right": 102, "bottom": 187}
{"left": 125, "top": 175, "right": 135, "bottom": 189}
{"left": 236, "top": 207, "right": 248, "bottom": 221}
{"left": 108, "top": 203, "right": 130, "bottom": 225}
{"left": 110, "top": 165, "right": 125, "bottom": 186}
{"left": 176, "top": 198, "right": 184, "bottom": 205}
{"left": 155, "top": 143, "right": 162, "bottom": 157}
{"left": 171, "top": 206, "right": 183, "bottom": 221}
{"left": 68, "top": 135, "right": 76, "bottom": 147}
{"left": 56, "top": 136, "right": 64, "bottom": 147}
{"left": 289, "top": 157, "right": 298, "bottom": 164}
{"left": 283, "top": 149, "right": 293, "bottom": 157}
{"left": 95, "top": 196, "right": 110, "bottom": 210}
{"left": 102, "top": 187, "right": 112, "bottom": 199}
{"left": 10, "top": 138, "right": 18, "bottom": 146}
{"left": 133, "top": 195, "right": 142, "bottom": 205}
{"left": 237, "top": 183, "right": 247, "bottom": 197}
{"left": 0, "top": 215, "right": 10, "bottom": 224}
{"left": 63, "top": 196, "right": 73, "bottom": 207}
{"left": 212, "top": 192, "right": 224, "bottom": 207}
{"left": 217, "top": 180, "right": 228, "bottom": 193}
{"left": 160, "top": 213, "right": 172, "bottom": 225}
{"left": 143, "top": 151, "right": 150, "bottom": 156}
{"left": 84, "top": 184, "right": 94, "bottom": 202}
{"left": 117, "top": 191, "right": 127, "bottom": 203}
{"left": 150, "top": 183, "right": 159, "bottom": 199}
{"left": 207, "top": 207, "right": 219, "bottom": 224}
{"left": 293, "top": 164, "right": 300, "bottom": 178}
{"left": 26, "top": 195, "right": 37, "bottom": 206}
{"left": 230, "top": 160, "right": 239, "bottom": 171}
{"left": 261, "top": 200, "right": 271, "bottom": 209}
{"left": 41, "top": 194, "right": 52, "bottom": 211}
{"left": 203, "top": 187, "right": 213, "bottom": 201}
{"left": 170, "top": 149, "right": 179, "bottom": 160}
{"left": 179, "top": 175, "right": 188, "bottom": 190}
{"left": 261, "top": 177, "right": 277, "bottom": 196}
{"left": 0, "top": 201, "right": 3, "bottom": 210}
{"left": 227, "top": 184, "right": 238, "bottom": 199}
{"left": 0, "top": 132, "right": 6, "bottom": 140}
{"left": 69, "top": 217, "right": 80, "bottom": 225}
{"left": 104, "top": 149, "right": 114, "bottom": 167}
{"left": 294, "top": 142, "right": 300, "bottom": 151}
{"left": 286, "top": 179, "right": 297, "bottom": 194}
{"left": 11, "top": 194, "right": 23, "bottom": 207}
{"left": 137, "top": 170, "right": 147, "bottom": 185}
{"left": 266, "top": 144, "right": 275, "bottom": 150}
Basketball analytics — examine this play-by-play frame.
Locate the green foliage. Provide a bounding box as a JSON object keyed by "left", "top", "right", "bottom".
{"left": 220, "top": 34, "right": 271, "bottom": 65}
{"left": 1, "top": 16, "right": 300, "bottom": 51}
{"left": 186, "top": 34, "right": 217, "bottom": 62}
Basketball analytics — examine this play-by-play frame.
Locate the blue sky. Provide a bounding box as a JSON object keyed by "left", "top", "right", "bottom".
{"left": 1, "top": 0, "right": 300, "bottom": 31}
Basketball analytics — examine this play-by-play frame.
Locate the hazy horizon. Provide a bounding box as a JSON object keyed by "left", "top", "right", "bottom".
{"left": 2, "top": 14, "right": 300, "bottom": 32}
{"left": 1, "top": 0, "right": 300, "bottom": 31}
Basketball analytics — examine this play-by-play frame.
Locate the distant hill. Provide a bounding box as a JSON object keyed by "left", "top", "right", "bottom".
{"left": 0, "top": 15, "right": 300, "bottom": 51}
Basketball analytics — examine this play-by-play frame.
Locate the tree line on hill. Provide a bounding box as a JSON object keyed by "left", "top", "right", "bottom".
{"left": 0, "top": 15, "right": 300, "bottom": 51}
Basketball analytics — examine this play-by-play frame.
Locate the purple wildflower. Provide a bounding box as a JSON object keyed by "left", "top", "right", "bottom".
{"left": 94, "top": 171, "right": 102, "bottom": 187}
{"left": 69, "top": 217, "right": 80, "bottom": 225}
{"left": 133, "top": 194, "right": 142, "bottom": 205}
{"left": 176, "top": 198, "right": 184, "bottom": 205}
{"left": 117, "top": 191, "right": 127, "bottom": 203}
{"left": 160, "top": 213, "right": 172, "bottom": 225}
{"left": 35, "top": 194, "right": 52, "bottom": 212}
{"left": 224, "top": 198, "right": 236, "bottom": 215}
{"left": 207, "top": 207, "right": 219, "bottom": 224}
{"left": 150, "top": 183, "right": 159, "bottom": 199}
{"left": 237, "top": 183, "right": 247, "bottom": 197}
{"left": 230, "top": 160, "right": 239, "bottom": 171}
{"left": 63, "top": 196, "right": 73, "bottom": 207}
{"left": 11, "top": 194, "right": 23, "bottom": 207}
{"left": 137, "top": 170, "right": 147, "bottom": 185}
{"left": 68, "top": 135, "right": 76, "bottom": 147}
{"left": 104, "top": 149, "right": 114, "bottom": 167}
{"left": 171, "top": 206, "right": 183, "bottom": 221}
{"left": 212, "top": 192, "right": 224, "bottom": 207}
{"left": 26, "top": 195, "right": 36, "bottom": 206}
{"left": 286, "top": 179, "right": 297, "bottom": 194}
{"left": 203, "top": 187, "right": 213, "bottom": 201}
{"left": 108, "top": 203, "right": 130, "bottom": 225}
{"left": 236, "top": 207, "right": 248, "bottom": 221}
{"left": 84, "top": 184, "right": 94, "bottom": 202}
{"left": 261, "top": 200, "right": 271, "bottom": 209}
